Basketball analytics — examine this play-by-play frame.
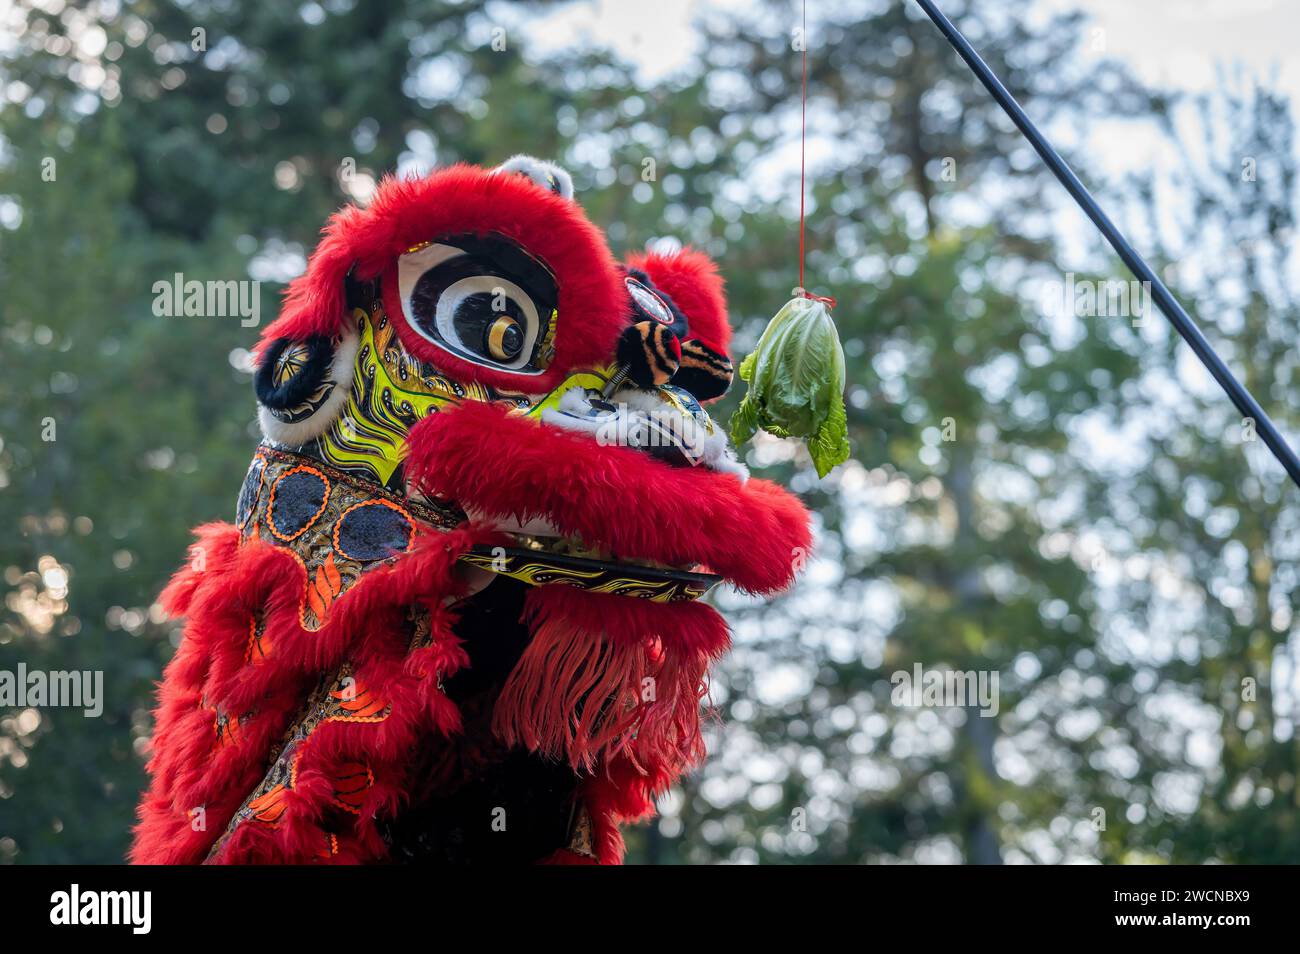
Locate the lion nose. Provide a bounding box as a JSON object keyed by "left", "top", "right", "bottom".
{"left": 612, "top": 322, "right": 734, "bottom": 405}
{"left": 615, "top": 320, "right": 681, "bottom": 391}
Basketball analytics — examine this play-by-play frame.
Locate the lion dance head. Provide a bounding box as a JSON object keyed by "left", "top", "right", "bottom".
{"left": 132, "top": 157, "right": 811, "bottom": 864}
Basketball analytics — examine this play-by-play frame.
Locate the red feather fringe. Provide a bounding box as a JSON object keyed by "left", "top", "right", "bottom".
{"left": 492, "top": 586, "right": 728, "bottom": 774}
{"left": 131, "top": 522, "right": 493, "bottom": 865}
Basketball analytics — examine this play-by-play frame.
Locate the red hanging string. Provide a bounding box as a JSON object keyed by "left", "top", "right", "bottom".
{"left": 798, "top": 0, "right": 807, "bottom": 292}
{"left": 797, "top": 0, "right": 835, "bottom": 309}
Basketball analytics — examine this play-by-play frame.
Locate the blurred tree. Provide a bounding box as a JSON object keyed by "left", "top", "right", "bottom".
{"left": 1093, "top": 80, "right": 1300, "bottom": 863}
{"left": 633, "top": 0, "right": 1230, "bottom": 865}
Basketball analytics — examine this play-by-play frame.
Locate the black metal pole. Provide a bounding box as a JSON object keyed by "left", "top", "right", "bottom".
{"left": 913, "top": 0, "right": 1300, "bottom": 489}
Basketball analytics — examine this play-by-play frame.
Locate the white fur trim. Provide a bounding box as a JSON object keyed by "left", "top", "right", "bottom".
{"left": 613, "top": 387, "right": 749, "bottom": 480}
{"left": 494, "top": 154, "right": 574, "bottom": 200}
{"left": 257, "top": 330, "right": 360, "bottom": 447}
{"left": 542, "top": 386, "right": 749, "bottom": 482}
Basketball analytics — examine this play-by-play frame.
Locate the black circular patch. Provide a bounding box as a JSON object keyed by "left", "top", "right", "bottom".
{"left": 335, "top": 501, "right": 413, "bottom": 562}
{"left": 236, "top": 455, "right": 267, "bottom": 529}
{"left": 268, "top": 466, "right": 330, "bottom": 541}
{"left": 255, "top": 335, "right": 335, "bottom": 411}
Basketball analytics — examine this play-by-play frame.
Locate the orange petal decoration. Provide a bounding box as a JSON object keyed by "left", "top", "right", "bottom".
{"left": 307, "top": 574, "right": 328, "bottom": 621}
{"left": 329, "top": 680, "right": 389, "bottom": 720}
{"left": 323, "top": 551, "right": 342, "bottom": 595}
{"left": 247, "top": 785, "right": 289, "bottom": 825}
{"left": 330, "top": 762, "right": 374, "bottom": 814}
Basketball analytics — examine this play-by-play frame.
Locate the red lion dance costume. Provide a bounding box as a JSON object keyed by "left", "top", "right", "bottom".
{"left": 131, "top": 157, "right": 811, "bottom": 864}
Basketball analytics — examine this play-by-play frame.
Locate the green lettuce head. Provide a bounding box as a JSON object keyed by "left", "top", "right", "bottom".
{"left": 729, "top": 295, "right": 850, "bottom": 478}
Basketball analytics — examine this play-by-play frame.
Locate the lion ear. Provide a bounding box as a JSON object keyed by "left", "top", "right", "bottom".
{"left": 493, "top": 154, "right": 575, "bottom": 200}
{"left": 624, "top": 246, "right": 731, "bottom": 357}
{"left": 254, "top": 331, "right": 359, "bottom": 446}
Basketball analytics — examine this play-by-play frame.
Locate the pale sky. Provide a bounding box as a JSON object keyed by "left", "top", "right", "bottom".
{"left": 510, "top": 0, "right": 1300, "bottom": 98}
{"left": 503, "top": 0, "right": 1300, "bottom": 219}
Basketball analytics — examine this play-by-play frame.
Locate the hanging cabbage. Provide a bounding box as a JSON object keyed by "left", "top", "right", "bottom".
{"left": 729, "top": 295, "right": 849, "bottom": 478}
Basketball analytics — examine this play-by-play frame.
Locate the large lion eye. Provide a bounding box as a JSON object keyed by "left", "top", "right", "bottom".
{"left": 397, "top": 234, "right": 557, "bottom": 373}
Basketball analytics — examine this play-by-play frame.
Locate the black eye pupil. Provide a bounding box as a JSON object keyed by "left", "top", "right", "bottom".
{"left": 446, "top": 292, "right": 527, "bottom": 364}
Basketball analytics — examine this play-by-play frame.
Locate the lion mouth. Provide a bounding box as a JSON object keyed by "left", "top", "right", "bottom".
{"left": 508, "top": 530, "right": 702, "bottom": 573}
{"left": 408, "top": 398, "right": 811, "bottom": 598}
{"left": 461, "top": 516, "right": 720, "bottom": 603}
